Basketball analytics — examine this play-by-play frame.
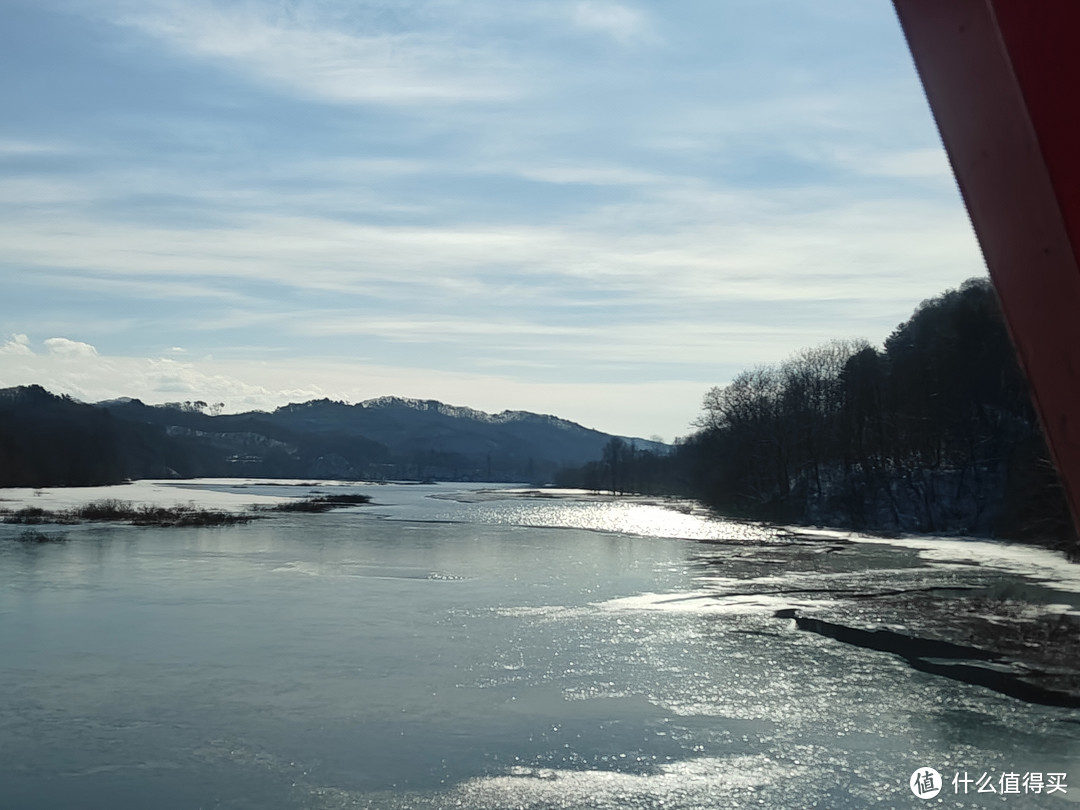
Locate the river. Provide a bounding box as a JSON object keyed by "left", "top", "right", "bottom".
{"left": 1, "top": 480, "right": 1077, "bottom": 808}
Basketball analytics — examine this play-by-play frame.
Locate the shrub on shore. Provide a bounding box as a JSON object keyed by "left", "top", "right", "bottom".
{"left": 129, "top": 504, "right": 251, "bottom": 527}
{"left": 0, "top": 492, "right": 370, "bottom": 527}
{"left": 1, "top": 499, "right": 251, "bottom": 527}
{"left": 1, "top": 506, "right": 57, "bottom": 524}
{"left": 257, "top": 493, "right": 372, "bottom": 513}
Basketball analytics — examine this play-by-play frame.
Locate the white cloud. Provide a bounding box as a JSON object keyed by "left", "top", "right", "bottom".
{"left": 141, "top": 357, "right": 284, "bottom": 399}
{"left": 0, "top": 334, "right": 33, "bottom": 355}
{"left": 43, "top": 337, "right": 99, "bottom": 357}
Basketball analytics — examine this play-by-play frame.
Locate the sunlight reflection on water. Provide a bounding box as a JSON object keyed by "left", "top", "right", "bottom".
{"left": 466, "top": 499, "right": 776, "bottom": 543}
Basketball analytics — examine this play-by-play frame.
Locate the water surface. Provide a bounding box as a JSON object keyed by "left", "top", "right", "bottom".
{"left": 1, "top": 481, "right": 1077, "bottom": 808}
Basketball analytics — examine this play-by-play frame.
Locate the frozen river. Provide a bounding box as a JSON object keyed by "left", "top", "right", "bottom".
{"left": 1, "top": 480, "right": 1077, "bottom": 808}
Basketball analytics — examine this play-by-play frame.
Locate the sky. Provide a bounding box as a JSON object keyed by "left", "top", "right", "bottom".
{"left": 0, "top": 0, "right": 987, "bottom": 441}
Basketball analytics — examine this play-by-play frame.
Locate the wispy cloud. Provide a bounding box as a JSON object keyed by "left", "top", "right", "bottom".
{"left": 832, "top": 146, "right": 954, "bottom": 180}
{"left": 496, "top": 162, "right": 668, "bottom": 187}
{"left": 284, "top": 311, "right": 853, "bottom": 370}
{"left": 106, "top": 0, "right": 518, "bottom": 104}
{"left": 571, "top": 2, "right": 655, "bottom": 45}
{"left": 0, "top": 147, "right": 981, "bottom": 336}
{"left": 0, "top": 139, "right": 70, "bottom": 156}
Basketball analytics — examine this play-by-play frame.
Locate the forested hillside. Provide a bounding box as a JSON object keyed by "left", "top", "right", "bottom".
{"left": 558, "top": 279, "right": 1077, "bottom": 551}
{"left": 0, "top": 388, "right": 659, "bottom": 486}
{"left": 0, "top": 386, "right": 165, "bottom": 487}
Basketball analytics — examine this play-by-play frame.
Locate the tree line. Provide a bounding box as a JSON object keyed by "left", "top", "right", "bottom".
{"left": 557, "top": 278, "right": 1077, "bottom": 551}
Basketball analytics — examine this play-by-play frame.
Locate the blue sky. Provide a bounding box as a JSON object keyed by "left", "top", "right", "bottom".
{"left": 0, "top": 0, "right": 985, "bottom": 440}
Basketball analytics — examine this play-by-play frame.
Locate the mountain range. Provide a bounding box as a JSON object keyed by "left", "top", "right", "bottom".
{"left": 0, "top": 385, "right": 667, "bottom": 487}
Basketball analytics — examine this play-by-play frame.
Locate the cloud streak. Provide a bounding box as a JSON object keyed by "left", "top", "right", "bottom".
{"left": 0, "top": 184, "right": 980, "bottom": 306}
{"left": 107, "top": 0, "right": 519, "bottom": 105}
{"left": 571, "top": 2, "right": 655, "bottom": 45}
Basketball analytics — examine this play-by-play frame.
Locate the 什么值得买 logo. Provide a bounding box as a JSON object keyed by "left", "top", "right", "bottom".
{"left": 909, "top": 767, "right": 1067, "bottom": 798}
{"left": 910, "top": 767, "right": 942, "bottom": 799}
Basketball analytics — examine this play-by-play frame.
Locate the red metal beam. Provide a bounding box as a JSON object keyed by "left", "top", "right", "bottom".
{"left": 893, "top": 0, "right": 1080, "bottom": 530}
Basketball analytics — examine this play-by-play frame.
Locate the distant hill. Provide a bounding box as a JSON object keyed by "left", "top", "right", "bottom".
{"left": 0, "top": 385, "right": 160, "bottom": 487}
{"left": 0, "top": 385, "right": 667, "bottom": 486}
